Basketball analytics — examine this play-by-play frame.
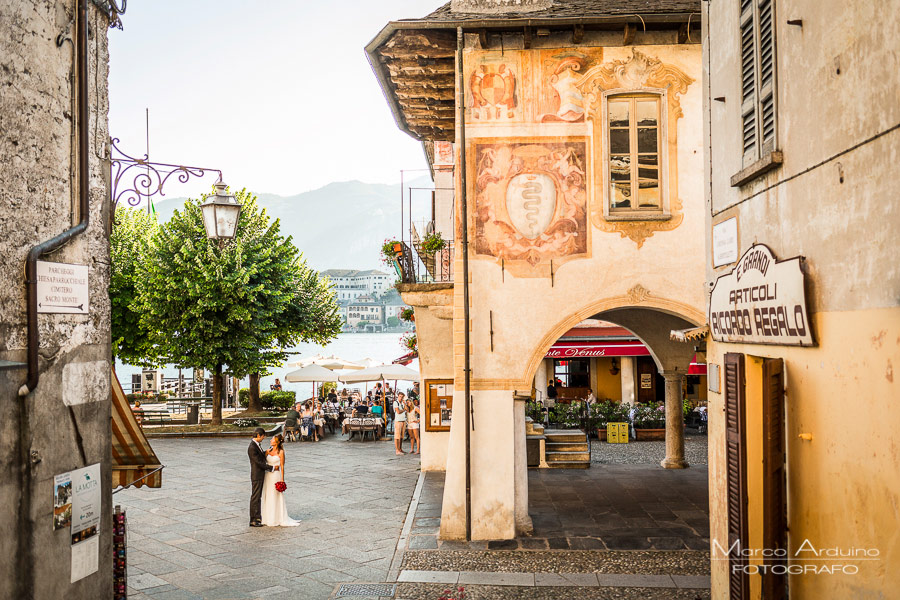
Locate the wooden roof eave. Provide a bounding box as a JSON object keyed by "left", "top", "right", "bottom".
{"left": 365, "top": 12, "right": 700, "bottom": 143}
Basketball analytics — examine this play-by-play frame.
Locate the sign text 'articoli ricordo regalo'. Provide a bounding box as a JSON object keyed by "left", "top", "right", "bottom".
{"left": 709, "top": 244, "right": 815, "bottom": 346}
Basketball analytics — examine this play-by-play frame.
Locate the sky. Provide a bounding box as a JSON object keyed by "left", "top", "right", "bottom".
{"left": 108, "top": 1, "right": 443, "bottom": 199}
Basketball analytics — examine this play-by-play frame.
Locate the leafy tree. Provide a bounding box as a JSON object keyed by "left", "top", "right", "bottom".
{"left": 138, "top": 187, "right": 340, "bottom": 423}
{"left": 110, "top": 208, "right": 158, "bottom": 365}
{"left": 386, "top": 316, "right": 400, "bottom": 327}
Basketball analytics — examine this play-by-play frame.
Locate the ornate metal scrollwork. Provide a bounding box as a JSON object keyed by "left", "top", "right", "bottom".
{"left": 109, "top": 137, "right": 222, "bottom": 213}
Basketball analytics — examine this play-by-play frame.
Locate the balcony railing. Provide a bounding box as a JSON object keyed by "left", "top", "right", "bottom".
{"left": 396, "top": 239, "right": 454, "bottom": 284}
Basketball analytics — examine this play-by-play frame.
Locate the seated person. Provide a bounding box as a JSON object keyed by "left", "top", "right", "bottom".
{"left": 283, "top": 402, "right": 300, "bottom": 437}
{"left": 300, "top": 402, "right": 319, "bottom": 442}
{"left": 353, "top": 402, "right": 369, "bottom": 416}
{"left": 132, "top": 400, "right": 144, "bottom": 426}
{"left": 370, "top": 399, "right": 384, "bottom": 418}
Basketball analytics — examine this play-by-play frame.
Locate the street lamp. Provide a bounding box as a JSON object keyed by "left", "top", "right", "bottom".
{"left": 200, "top": 181, "right": 242, "bottom": 240}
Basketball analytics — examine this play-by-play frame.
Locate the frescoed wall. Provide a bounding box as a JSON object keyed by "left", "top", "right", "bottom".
{"left": 471, "top": 138, "right": 588, "bottom": 266}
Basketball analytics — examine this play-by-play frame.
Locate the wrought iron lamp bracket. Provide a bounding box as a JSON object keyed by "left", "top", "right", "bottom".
{"left": 109, "top": 137, "right": 223, "bottom": 214}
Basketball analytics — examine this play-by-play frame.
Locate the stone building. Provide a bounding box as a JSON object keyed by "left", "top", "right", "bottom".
{"left": 701, "top": 1, "right": 900, "bottom": 598}
{"left": 1, "top": 2, "right": 158, "bottom": 597}
{"left": 368, "top": 0, "right": 705, "bottom": 540}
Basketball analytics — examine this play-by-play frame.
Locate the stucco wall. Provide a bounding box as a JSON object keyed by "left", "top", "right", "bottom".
{"left": 460, "top": 42, "right": 706, "bottom": 388}
{"left": 0, "top": 2, "right": 112, "bottom": 597}
{"left": 703, "top": 1, "right": 900, "bottom": 597}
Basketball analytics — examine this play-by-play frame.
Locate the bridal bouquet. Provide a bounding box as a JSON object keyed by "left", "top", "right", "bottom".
{"left": 275, "top": 481, "right": 287, "bottom": 493}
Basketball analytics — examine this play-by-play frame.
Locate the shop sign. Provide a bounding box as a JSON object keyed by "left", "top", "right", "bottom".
{"left": 709, "top": 244, "right": 814, "bottom": 346}
{"left": 546, "top": 342, "right": 650, "bottom": 359}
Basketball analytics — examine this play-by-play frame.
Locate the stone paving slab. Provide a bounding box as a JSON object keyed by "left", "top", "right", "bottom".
{"left": 395, "top": 582, "right": 711, "bottom": 599}
{"left": 401, "top": 550, "right": 710, "bottom": 575}
{"left": 116, "top": 436, "right": 419, "bottom": 599}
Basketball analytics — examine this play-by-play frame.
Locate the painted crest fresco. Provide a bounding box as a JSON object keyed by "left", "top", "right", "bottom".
{"left": 469, "top": 62, "right": 518, "bottom": 120}
{"left": 473, "top": 139, "right": 588, "bottom": 266}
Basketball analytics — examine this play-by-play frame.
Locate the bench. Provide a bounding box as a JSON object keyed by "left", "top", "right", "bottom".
{"left": 139, "top": 410, "right": 172, "bottom": 425}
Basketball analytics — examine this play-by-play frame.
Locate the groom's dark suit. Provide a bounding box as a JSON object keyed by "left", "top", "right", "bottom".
{"left": 248, "top": 439, "right": 274, "bottom": 523}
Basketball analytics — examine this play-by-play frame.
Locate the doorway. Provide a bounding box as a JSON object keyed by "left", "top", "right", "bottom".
{"left": 636, "top": 356, "right": 664, "bottom": 403}
{"left": 724, "top": 353, "right": 787, "bottom": 600}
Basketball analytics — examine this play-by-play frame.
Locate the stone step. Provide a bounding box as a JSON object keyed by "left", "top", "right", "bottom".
{"left": 544, "top": 430, "right": 588, "bottom": 443}
{"left": 545, "top": 459, "right": 591, "bottom": 469}
{"left": 545, "top": 441, "right": 588, "bottom": 452}
{"left": 546, "top": 450, "right": 590, "bottom": 462}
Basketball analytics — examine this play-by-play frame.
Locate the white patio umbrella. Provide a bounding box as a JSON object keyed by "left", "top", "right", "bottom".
{"left": 284, "top": 363, "right": 338, "bottom": 399}
{"left": 338, "top": 364, "right": 419, "bottom": 384}
{"left": 285, "top": 353, "right": 326, "bottom": 369}
{"left": 353, "top": 357, "right": 385, "bottom": 369}
{"left": 288, "top": 354, "right": 365, "bottom": 371}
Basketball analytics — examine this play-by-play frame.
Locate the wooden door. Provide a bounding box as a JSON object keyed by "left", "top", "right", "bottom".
{"left": 637, "top": 356, "right": 657, "bottom": 404}
{"left": 724, "top": 353, "right": 749, "bottom": 600}
{"left": 762, "top": 358, "right": 787, "bottom": 600}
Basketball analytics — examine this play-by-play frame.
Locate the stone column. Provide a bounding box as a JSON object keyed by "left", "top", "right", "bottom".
{"left": 513, "top": 395, "right": 534, "bottom": 536}
{"left": 620, "top": 356, "right": 635, "bottom": 403}
{"left": 661, "top": 371, "right": 689, "bottom": 469}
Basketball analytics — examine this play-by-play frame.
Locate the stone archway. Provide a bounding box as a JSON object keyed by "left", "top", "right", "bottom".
{"left": 522, "top": 293, "right": 703, "bottom": 469}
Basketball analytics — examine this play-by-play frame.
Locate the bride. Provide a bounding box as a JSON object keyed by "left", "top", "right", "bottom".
{"left": 261, "top": 434, "right": 300, "bottom": 527}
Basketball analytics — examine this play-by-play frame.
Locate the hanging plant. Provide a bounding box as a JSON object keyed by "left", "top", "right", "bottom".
{"left": 420, "top": 231, "right": 446, "bottom": 255}
{"left": 380, "top": 239, "right": 402, "bottom": 266}
{"left": 400, "top": 331, "right": 417, "bottom": 353}
{"left": 400, "top": 307, "right": 415, "bottom": 322}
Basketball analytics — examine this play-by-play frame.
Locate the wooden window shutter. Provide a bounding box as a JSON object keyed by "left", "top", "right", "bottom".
{"left": 757, "top": 0, "right": 777, "bottom": 153}
{"left": 724, "top": 353, "right": 749, "bottom": 600}
{"left": 739, "top": 1, "right": 757, "bottom": 164}
{"left": 762, "top": 358, "right": 787, "bottom": 600}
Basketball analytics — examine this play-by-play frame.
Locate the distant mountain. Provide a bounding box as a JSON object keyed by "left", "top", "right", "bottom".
{"left": 151, "top": 177, "right": 432, "bottom": 273}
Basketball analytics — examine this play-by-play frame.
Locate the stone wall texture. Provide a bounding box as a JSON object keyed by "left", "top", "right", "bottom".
{"left": 0, "top": 2, "right": 112, "bottom": 598}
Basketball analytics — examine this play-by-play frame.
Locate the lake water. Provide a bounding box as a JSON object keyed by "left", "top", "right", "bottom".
{"left": 115, "top": 331, "right": 418, "bottom": 398}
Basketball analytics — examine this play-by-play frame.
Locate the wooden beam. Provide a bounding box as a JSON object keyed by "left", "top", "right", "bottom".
{"left": 391, "top": 73, "right": 455, "bottom": 87}
{"left": 393, "top": 86, "right": 455, "bottom": 101}
{"left": 379, "top": 46, "right": 456, "bottom": 59}
{"left": 478, "top": 29, "right": 488, "bottom": 49}
{"left": 383, "top": 58, "right": 455, "bottom": 75}
{"left": 573, "top": 24, "right": 584, "bottom": 44}
{"left": 623, "top": 23, "right": 636, "bottom": 45}
{"left": 677, "top": 23, "right": 688, "bottom": 44}
{"left": 524, "top": 26, "right": 532, "bottom": 49}
{"left": 397, "top": 99, "right": 455, "bottom": 110}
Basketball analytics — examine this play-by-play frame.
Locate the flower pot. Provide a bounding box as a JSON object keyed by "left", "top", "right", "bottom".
{"left": 392, "top": 242, "right": 403, "bottom": 253}
{"left": 634, "top": 428, "right": 666, "bottom": 441}
{"left": 596, "top": 428, "right": 607, "bottom": 442}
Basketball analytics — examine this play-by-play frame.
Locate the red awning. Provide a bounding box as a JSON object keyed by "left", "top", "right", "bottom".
{"left": 393, "top": 351, "right": 418, "bottom": 366}
{"left": 546, "top": 341, "right": 650, "bottom": 358}
{"left": 688, "top": 353, "right": 707, "bottom": 375}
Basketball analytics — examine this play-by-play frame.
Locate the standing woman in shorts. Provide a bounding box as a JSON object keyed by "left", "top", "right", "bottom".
{"left": 407, "top": 397, "right": 420, "bottom": 454}
{"left": 393, "top": 392, "right": 407, "bottom": 455}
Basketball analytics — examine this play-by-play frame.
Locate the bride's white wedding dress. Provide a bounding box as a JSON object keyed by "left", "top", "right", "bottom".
{"left": 260, "top": 453, "right": 300, "bottom": 527}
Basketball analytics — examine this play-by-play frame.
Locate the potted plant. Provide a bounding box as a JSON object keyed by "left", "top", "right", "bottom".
{"left": 400, "top": 307, "right": 415, "bottom": 322}
{"left": 400, "top": 331, "right": 417, "bottom": 353}
{"left": 632, "top": 401, "right": 667, "bottom": 440}
{"left": 380, "top": 239, "right": 403, "bottom": 266}
{"left": 420, "top": 231, "right": 446, "bottom": 256}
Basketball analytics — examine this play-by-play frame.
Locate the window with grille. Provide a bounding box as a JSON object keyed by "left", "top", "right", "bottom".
{"left": 740, "top": 0, "right": 777, "bottom": 165}
{"left": 607, "top": 94, "right": 664, "bottom": 213}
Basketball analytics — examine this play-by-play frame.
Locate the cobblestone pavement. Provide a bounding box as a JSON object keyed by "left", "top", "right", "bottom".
{"left": 592, "top": 433, "right": 708, "bottom": 465}
{"left": 116, "top": 435, "right": 419, "bottom": 599}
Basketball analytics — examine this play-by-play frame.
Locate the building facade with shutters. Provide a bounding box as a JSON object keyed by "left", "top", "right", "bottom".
{"left": 369, "top": 0, "right": 707, "bottom": 540}
{"left": 702, "top": 1, "right": 900, "bottom": 598}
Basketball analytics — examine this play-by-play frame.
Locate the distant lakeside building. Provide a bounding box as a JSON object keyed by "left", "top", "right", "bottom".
{"left": 321, "top": 269, "right": 394, "bottom": 301}
{"left": 322, "top": 270, "right": 410, "bottom": 332}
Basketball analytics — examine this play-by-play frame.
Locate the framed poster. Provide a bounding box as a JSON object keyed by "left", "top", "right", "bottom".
{"left": 425, "top": 379, "right": 454, "bottom": 432}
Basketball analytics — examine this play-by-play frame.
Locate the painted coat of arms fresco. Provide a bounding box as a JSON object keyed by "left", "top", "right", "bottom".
{"left": 473, "top": 139, "right": 588, "bottom": 266}
{"left": 469, "top": 62, "right": 518, "bottom": 120}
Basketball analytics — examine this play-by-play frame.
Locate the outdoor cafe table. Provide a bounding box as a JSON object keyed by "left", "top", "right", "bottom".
{"left": 342, "top": 416, "right": 384, "bottom": 440}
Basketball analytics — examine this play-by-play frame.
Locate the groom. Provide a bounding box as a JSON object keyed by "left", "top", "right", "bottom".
{"left": 248, "top": 427, "right": 278, "bottom": 527}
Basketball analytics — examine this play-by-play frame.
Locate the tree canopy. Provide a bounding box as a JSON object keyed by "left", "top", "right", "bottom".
{"left": 110, "top": 207, "right": 158, "bottom": 365}
{"left": 133, "top": 187, "right": 341, "bottom": 422}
